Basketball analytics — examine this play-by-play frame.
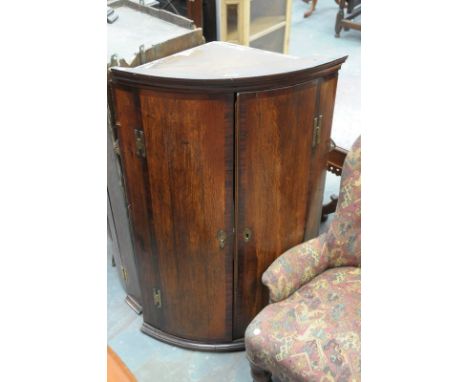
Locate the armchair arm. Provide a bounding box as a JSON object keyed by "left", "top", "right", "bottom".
{"left": 261, "top": 233, "right": 330, "bottom": 303}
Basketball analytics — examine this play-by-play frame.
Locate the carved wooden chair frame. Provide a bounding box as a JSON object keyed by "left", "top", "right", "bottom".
{"left": 335, "top": 0, "right": 361, "bottom": 38}
{"left": 321, "top": 145, "right": 348, "bottom": 221}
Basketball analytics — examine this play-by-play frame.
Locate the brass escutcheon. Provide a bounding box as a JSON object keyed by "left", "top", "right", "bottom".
{"left": 243, "top": 228, "right": 252, "bottom": 242}
{"left": 217, "top": 230, "right": 227, "bottom": 249}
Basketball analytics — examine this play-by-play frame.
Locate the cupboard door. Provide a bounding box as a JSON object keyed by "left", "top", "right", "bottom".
{"left": 304, "top": 74, "right": 339, "bottom": 239}
{"left": 234, "top": 80, "right": 323, "bottom": 337}
{"left": 139, "top": 90, "right": 235, "bottom": 342}
{"left": 107, "top": 108, "right": 142, "bottom": 309}
{"left": 113, "top": 86, "right": 158, "bottom": 324}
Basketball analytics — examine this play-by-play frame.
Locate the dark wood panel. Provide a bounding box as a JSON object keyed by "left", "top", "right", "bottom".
{"left": 202, "top": 0, "right": 217, "bottom": 42}
{"left": 139, "top": 89, "right": 234, "bottom": 342}
{"left": 304, "top": 74, "right": 339, "bottom": 238}
{"left": 110, "top": 43, "right": 346, "bottom": 350}
{"left": 141, "top": 322, "right": 244, "bottom": 351}
{"left": 113, "top": 86, "right": 163, "bottom": 326}
{"left": 233, "top": 81, "right": 320, "bottom": 338}
{"left": 107, "top": 113, "right": 142, "bottom": 308}
{"left": 187, "top": 0, "right": 203, "bottom": 28}
{"left": 107, "top": 191, "right": 124, "bottom": 289}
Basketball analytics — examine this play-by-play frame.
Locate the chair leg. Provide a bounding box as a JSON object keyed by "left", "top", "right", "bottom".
{"left": 335, "top": 8, "right": 344, "bottom": 37}
{"left": 249, "top": 361, "right": 272, "bottom": 382}
{"left": 321, "top": 194, "right": 339, "bottom": 222}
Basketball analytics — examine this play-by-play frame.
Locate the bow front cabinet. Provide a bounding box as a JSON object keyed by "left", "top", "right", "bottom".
{"left": 111, "top": 42, "right": 346, "bottom": 351}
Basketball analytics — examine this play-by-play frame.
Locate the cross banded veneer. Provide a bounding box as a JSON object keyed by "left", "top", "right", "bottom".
{"left": 111, "top": 42, "right": 346, "bottom": 351}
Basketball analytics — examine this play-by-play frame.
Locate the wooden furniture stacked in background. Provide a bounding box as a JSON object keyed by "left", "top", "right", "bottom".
{"left": 335, "top": 0, "right": 361, "bottom": 37}
{"left": 107, "top": 0, "right": 204, "bottom": 67}
{"left": 110, "top": 42, "right": 346, "bottom": 350}
{"left": 321, "top": 144, "right": 348, "bottom": 221}
{"left": 107, "top": 0, "right": 204, "bottom": 313}
{"left": 219, "top": 0, "right": 292, "bottom": 53}
{"left": 154, "top": 0, "right": 218, "bottom": 42}
{"left": 190, "top": 0, "right": 218, "bottom": 42}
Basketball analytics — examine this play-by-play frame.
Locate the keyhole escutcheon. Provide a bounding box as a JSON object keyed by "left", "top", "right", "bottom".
{"left": 243, "top": 228, "right": 252, "bottom": 243}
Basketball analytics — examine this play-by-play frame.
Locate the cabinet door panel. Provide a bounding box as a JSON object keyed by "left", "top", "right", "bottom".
{"left": 113, "top": 86, "right": 159, "bottom": 324}
{"left": 107, "top": 108, "right": 142, "bottom": 307}
{"left": 304, "top": 74, "right": 339, "bottom": 238}
{"left": 139, "top": 90, "right": 235, "bottom": 342}
{"left": 234, "top": 81, "right": 321, "bottom": 337}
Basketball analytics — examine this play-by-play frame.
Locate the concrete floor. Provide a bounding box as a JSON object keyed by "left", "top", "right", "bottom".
{"left": 107, "top": 1, "right": 360, "bottom": 380}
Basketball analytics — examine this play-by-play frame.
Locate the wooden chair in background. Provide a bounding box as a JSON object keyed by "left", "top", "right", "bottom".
{"left": 335, "top": 0, "right": 361, "bottom": 37}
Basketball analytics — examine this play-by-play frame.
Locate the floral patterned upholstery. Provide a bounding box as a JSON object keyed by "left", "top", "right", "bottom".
{"left": 245, "top": 137, "right": 361, "bottom": 382}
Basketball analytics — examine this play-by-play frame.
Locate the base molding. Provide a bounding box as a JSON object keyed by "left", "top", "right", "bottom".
{"left": 141, "top": 322, "right": 245, "bottom": 352}
{"left": 125, "top": 295, "right": 143, "bottom": 314}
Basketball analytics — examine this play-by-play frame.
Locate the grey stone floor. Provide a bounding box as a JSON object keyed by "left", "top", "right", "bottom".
{"left": 107, "top": 1, "right": 360, "bottom": 380}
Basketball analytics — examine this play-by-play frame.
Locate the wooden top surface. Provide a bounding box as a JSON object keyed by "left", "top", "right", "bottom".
{"left": 111, "top": 42, "right": 347, "bottom": 91}
{"left": 118, "top": 42, "right": 338, "bottom": 79}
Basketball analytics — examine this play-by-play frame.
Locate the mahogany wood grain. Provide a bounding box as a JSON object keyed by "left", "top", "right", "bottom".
{"left": 187, "top": 0, "right": 203, "bottom": 28}
{"left": 139, "top": 90, "right": 234, "bottom": 342}
{"left": 107, "top": 12, "right": 204, "bottom": 315}
{"left": 110, "top": 42, "right": 347, "bottom": 350}
{"left": 304, "top": 74, "right": 339, "bottom": 239}
{"left": 113, "top": 86, "right": 164, "bottom": 328}
{"left": 107, "top": 117, "right": 142, "bottom": 311}
{"left": 233, "top": 81, "right": 321, "bottom": 337}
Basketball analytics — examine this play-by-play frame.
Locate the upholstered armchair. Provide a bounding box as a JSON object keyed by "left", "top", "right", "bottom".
{"left": 245, "top": 136, "right": 361, "bottom": 382}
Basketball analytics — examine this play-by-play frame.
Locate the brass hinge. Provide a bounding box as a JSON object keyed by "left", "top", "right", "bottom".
{"left": 134, "top": 129, "right": 146, "bottom": 157}
{"left": 121, "top": 266, "right": 128, "bottom": 284}
{"left": 153, "top": 288, "right": 162, "bottom": 308}
{"left": 312, "top": 115, "right": 323, "bottom": 149}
